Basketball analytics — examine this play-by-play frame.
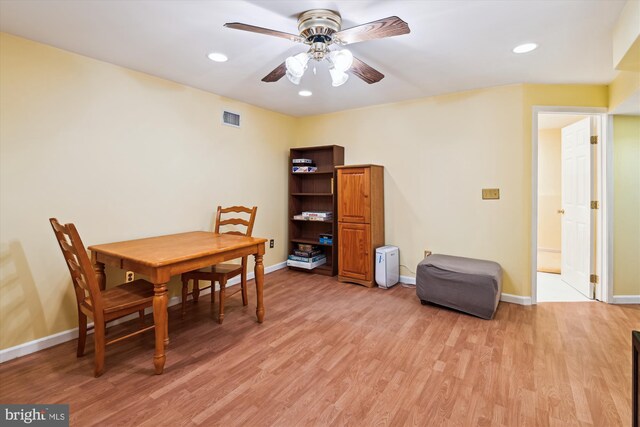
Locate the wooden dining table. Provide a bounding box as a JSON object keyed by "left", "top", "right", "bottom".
{"left": 88, "top": 231, "right": 267, "bottom": 374}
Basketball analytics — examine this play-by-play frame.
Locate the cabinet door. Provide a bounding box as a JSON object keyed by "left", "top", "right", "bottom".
{"left": 338, "top": 223, "right": 371, "bottom": 281}
{"left": 338, "top": 168, "right": 371, "bottom": 223}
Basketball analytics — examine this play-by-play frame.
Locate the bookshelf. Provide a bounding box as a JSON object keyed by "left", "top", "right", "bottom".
{"left": 288, "top": 145, "right": 344, "bottom": 276}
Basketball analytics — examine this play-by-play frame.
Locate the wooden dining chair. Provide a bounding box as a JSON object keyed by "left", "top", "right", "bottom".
{"left": 181, "top": 206, "right": 257, "bottom": 324}
{"left": 50, "top": 218, "right": 156, "bottom": 377}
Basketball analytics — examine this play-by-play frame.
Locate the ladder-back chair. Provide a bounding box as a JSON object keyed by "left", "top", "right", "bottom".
{"left": 181, "top": 206, "right": 257, "bottom": 323}
{"left": 50, "top": 218, "right": 156, "bottom": 377}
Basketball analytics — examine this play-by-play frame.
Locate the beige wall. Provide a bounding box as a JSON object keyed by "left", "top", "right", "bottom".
{"left": 297, "top": 86, "right": 528, "bottom": 294}
{"left": 0, "top": 34, "right": 295, "bottom": 350}
{"left": 609, "top": 71, "right": 640, "bottom": 114}
{"left": 537, "top": 129, "right": 562, "bottom": 252}
{"left": 537, "top": 127, "right": 561, "bottom": 273}
{"left": 613, "top": 115, "right": 640, "bottom": 296}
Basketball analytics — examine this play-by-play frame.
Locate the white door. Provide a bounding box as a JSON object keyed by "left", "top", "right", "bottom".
{"left": 560, "top": 117, "right": 594, "bottom": 298}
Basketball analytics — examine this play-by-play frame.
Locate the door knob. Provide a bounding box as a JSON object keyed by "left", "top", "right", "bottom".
{"left": 557, "top": 209, "right": 565, "bottom": 214}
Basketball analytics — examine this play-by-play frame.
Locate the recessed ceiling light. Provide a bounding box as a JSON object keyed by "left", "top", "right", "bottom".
{"left": 298, "top": 90, "right": 312, "bottom": 97}
{"left": 513, "top": 43, "right": 538, "bottom": 54}
{"left": 207, "top": 52, "right": 228, "bottom": 62}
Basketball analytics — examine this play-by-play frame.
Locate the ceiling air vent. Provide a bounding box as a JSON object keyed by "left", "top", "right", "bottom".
{"left": 222, "top": 110, "right": 240, "bottom": 128}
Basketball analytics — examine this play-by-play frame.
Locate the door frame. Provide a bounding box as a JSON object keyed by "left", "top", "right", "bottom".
{"left": 530, "top": 106, "right": 612, "bottom": 304}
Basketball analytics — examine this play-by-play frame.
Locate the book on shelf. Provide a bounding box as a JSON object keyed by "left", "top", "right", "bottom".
{"left": 301, "top": 211, "right": 332, "bottom": 218}
{"left": 296, "top": 243, "right": 318, "bottom": 252}
{"left": 286, "top": 257, "right": 327, "bottom": 270}
{"left": 307, "top": 216, "right": 331, "bottom": 222}
{"left": 292, "top": 158, "right": 313, "bottom": 164}
{"left": 293, "top": 249, "right": 323, "bottom": 257}
{"left": 293, "top": 213, "right": 332, "bottom": 221}
{"left": 288, "top": 254, "right": 326, "bottom": 263}
{"left": 319, "top": 233, "right": 333, "bottom": 239}
{"left": 319, "top": 238, "right": 333, "bottom": 245}
{"left": 292, "top": 166, "right": 317, "bottom": 173}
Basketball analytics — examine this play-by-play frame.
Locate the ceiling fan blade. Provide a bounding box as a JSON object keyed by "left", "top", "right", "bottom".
{"left": 262, "top": 62, "right": 287, "bottom": 82}
{"left": 333, "top": 16, "right": 410, "bottom": 45}
{"left": 224, "top": 23, "right": 305, "bottom": 43}
{"left": 349, "top": 57, "right": 385, "bottom": 84}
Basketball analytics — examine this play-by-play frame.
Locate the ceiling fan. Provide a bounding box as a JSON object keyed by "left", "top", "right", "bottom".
{"left": 224, "top": 9, "right": 410, "bottom": 87}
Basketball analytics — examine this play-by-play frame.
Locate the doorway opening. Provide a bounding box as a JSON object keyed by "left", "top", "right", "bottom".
{"left": 531, "top": 107, "right": 611, "bottom": 304}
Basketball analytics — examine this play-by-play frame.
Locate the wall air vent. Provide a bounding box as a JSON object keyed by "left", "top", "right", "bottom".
{"left": 222, "top": 110, "right": 240, "bottom": 128}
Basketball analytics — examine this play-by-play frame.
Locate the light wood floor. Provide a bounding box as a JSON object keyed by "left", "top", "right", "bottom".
{"left": 1, "top": 269, "right": 638, "bottom": 426}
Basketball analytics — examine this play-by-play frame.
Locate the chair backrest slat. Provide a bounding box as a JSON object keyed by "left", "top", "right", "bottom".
{"left": 218, "top": 218, "right": 250, "bottom": 227}
{"left": 59, "top": 239, "right": 75, "bottom": 255}
{"left": 50, "top": 219, "right": 66, "bottom": 233}
{"left": 219, "top": 206, "right": 254, "bottom": 214}
{"left": 50, "top": 218, "right": 103, "bottom": 313}
{"left": 214, "top": 206, "right": 257, "bottom": 237}
{"left": 67, "top": 258, "right": 84, "bottom": 278}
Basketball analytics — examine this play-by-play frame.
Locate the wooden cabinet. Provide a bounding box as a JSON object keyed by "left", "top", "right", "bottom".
{"left": 288, "top": 145, "right": 344, "bottom": 276}
{"left": 337, "top": 165, "right": 384, "bottom": 287}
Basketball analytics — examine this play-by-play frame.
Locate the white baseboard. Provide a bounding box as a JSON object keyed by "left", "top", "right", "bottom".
{"left": 612, "top": 295, "right": 640, "bottom": 304}
{"left": 0, "top": 261, "right": 288, "bottom": 364}
{"left": 500, "top": 293, "right": 532, "bottom": 305}
{"left": 399, "top": 275, "right": 416, "bottom": 285}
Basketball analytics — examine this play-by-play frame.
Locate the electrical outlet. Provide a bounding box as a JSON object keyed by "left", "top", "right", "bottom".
{"left": 125, "top": 271, "right": 134, "bottom": 282}
{"left": 424, "top": 250, "right": 432, "bottom": 258}
{"left": 269, "top": 239, "right": 274, "bottom": 248}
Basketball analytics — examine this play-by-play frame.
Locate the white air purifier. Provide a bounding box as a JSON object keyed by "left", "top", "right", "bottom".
{"left": 375, "top": 246, "right": 399, "bottom": 289}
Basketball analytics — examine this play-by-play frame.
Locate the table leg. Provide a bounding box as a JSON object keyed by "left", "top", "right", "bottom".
{"left": 93, "top": 259, "right": 106, "bottom": 291}
{"left": 254, "top": 252, "right": 265, "bottom": 323}
{"left": 153, "top": 283, "right": 168, "bottom": 374}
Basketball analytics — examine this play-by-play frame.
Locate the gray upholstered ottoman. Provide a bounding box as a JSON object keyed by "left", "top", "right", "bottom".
{"left": 416, "top": 254, "right": 502, "bottom": 319}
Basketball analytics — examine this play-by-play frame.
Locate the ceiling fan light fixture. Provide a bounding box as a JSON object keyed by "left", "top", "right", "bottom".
{"left": 328, "top": 49, "right": 353, "bottom": 72}
{"left": 226, "top": 12, "right": 408, "bottom": 86}
{"left": 285, "top": 52, "right": 310, "bottom": 77}
{"left": 286, "top": 70, "right": 302, "bottom": 85}
{"left": 329, "top": 68, "right": 349, "bottom": 87}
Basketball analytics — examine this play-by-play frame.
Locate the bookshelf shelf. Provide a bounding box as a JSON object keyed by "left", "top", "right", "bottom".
{"left": 291, "top": 171, "right": 334, "bottom": 175}
{"left": 290, "top": 237, "right": 334, "bottom": 247}
{"left": 291, "top": 218, "right": 334, "bottom": 223}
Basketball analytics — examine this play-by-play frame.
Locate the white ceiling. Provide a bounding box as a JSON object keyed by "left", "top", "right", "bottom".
{"left": 0, "top": 0, "right": 626, "bottom": 117}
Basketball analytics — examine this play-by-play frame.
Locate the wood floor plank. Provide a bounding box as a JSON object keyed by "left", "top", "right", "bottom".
{"left": 0, "top": 269, "right": 638, "bottom": 426}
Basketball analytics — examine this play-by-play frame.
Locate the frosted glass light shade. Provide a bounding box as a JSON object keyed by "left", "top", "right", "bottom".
{"left": 328, "top": 49, "right": 353, "bottom": 72}
{"left": 286, "top": 71, "right": 301, "bottom": 85}
{"left": 329, "top": 68, "right": 349, "bottom": 87}
{"left": 285, "top": 52, "right": 310, "bottom": 77}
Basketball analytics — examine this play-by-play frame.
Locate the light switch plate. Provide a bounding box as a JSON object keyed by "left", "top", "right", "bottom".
{"left": 482, "top": 188, "right": 500, "bottom": 200}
